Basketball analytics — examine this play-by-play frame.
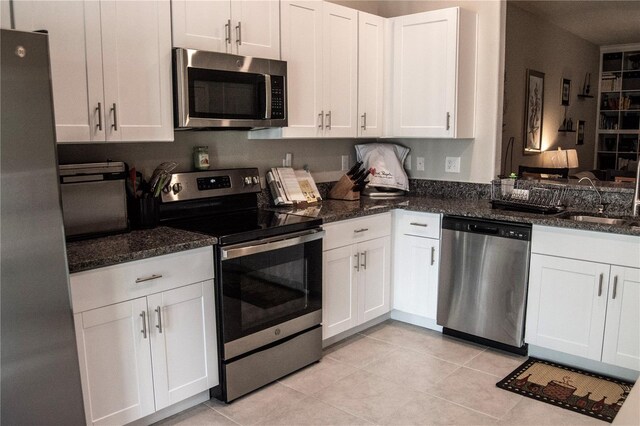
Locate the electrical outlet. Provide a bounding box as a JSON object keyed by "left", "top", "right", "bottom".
{"left": 445, "top": 156, "right": 460, "bottom": 173}
{"left": 416, "top": 157, "right": 425, "bottom": 171}
{"left": 341, "top": 155, "right": 350, "bottom": 171}
{"left": 405, "top": 154, "right": 411, "bottom": 170}
{"left": 285, "top": 153, "right": 292, "bottom": 167}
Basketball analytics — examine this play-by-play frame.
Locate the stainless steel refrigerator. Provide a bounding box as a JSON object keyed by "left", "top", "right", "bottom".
{"left": 1, "top": 29, "right": 86, "bottom": 424}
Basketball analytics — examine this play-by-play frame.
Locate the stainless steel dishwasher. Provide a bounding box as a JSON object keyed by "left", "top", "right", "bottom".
{"left": 437, "top": 216, "right": 531, "bottom": 354}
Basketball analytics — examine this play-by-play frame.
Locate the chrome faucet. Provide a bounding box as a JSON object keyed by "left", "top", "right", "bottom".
{"left": 633, "top": 164, "right": 640, "bottom": 216}
{"left": 578, "top": 177, "right": 607, "bottom": 214}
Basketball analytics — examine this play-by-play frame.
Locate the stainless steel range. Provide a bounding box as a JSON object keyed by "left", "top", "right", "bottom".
{"left": 160, "top": 168, "right": 323, "bottom": 402}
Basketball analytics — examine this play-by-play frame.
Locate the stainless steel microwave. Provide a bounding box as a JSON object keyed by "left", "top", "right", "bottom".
{"left": 173, "top": 48, "right": 287, "bottom": 129}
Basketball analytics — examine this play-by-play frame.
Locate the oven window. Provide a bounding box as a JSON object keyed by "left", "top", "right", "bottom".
{"left": 188, "top": 68, "right": 266, "bottom": 120}
{"left": 220, "top": 238, "right": 322, "bottom": 343}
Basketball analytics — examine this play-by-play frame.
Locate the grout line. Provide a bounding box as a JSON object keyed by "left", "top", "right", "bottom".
{"left": 305, "top": 394, "right": 376, "bottom": 425}
{"left": 205, "top": 403, "right": 243, "bottom": 425}
{"left": 419, "top": 391, "right": 504, "bottom": 421}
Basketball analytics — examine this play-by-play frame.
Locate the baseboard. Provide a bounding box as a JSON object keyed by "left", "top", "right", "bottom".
{"left": 128, "top": 391, "right": 210, "bottom": 426}
{"left": 390, "top": 310, "right": 443, "bottom": 332}
{"left": 322, "top": 313, "right": 391, "bottom": 348}
{"left": 529, "top": 345, "right": 640, "bottom": 383}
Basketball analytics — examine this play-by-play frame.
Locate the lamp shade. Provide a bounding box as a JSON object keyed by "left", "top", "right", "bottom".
{"left": 566, "top": 149, "right": 579, "bottom": 168}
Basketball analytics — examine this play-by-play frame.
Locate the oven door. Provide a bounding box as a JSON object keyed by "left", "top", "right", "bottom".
{"left": 219, "top": 229, "right": 323, "bottom": 359}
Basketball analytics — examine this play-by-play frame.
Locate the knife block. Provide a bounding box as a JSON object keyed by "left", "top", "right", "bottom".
{"left": 328, "top": 174, "right": 360, "bottom": 201}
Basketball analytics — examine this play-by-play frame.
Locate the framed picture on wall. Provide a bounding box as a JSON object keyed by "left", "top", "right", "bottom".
{"left": 576, "top": 120, "right": 585, "bottom": 145}
{"left": 561, "top": 78, "right": 571, "bottom": 106}
{"left": 523, "top": 69, "right": 545, "bottom": 154}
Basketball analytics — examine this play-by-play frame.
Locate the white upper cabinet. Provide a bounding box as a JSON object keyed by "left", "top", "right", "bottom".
{"left": 14, "top": 0, "right": 173, "bottom": 143}
{"left": 357, "top": 12, "right": 384, "bottom": 138}
{"left": 389, "top": 7, "right": 477, "bottom": 138}
{"left": 100, "top": 0, "right": 173, "bottom": 142}
{"left": 321, "top": 2, "right": 358, "bottom": 138}
{"left": 172, "top": 0, "right": 280, "bottom": 60}
{"left": 280, "top": 0, "right": 357, "bottom": 138}
{"left": 281, "top": 0, "right": 323, "bottom": 138}
{"left": 13, "top": 1, "right": 102, "bottom": 142}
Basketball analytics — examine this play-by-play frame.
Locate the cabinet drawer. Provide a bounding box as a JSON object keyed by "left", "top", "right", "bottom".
{"left": 70, "top": 246, "right": 214, "bottom": 313}
{"left": 323, "top": 213, "right": 391, "bottom": 251}
{"left": 396, "top": 210, "right": 441, "bottom": 239}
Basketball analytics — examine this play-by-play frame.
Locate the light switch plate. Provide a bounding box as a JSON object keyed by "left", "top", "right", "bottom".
{"left": 416, "top": 157, "right": 425, "bottom": 171}
{"left": 341, "top": 155, "right": 350, "bottom": 171}
{"left": 445, "top": 157, "right": 460, "bottom": 173}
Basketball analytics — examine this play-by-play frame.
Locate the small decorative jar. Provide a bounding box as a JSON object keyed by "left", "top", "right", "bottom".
{"left": 193, "top": 146, "right": 210, "bottom": 170}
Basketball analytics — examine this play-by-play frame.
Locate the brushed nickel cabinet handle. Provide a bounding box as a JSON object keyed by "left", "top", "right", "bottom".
{"left": 135, "top": 274, "right": 163, "bottom": 284}
{"left": 353, "top": 228, "right": 368, "bottom": 233}
{"left": 155, "top": 306, "right": 163, "bottom": 333}
{"left": 140, "top": 311, "right": 147, "bottom": 339}
{"left": 431, "top": 246, "right": 435, "bottom": 266}
{"left": 110, "top": 103, "right": 118, "bottom": 131}
{"left": 446, "top": 112, "right": 450, "bottom": 130}
{"left": 236, "top": 21, "right": 242, "bottom": 45}
{"left": 326, "top": 111, "right": 331, "bottom": 130}
{"left": 354, "top": 253, "right": 360, "bottom": 272}
{"left": 598, "top": 273, "right": 603, "bottom": 297}
{"left": 361, "top": 251, "right": 367, "bottom": 270}
{"left": 612, "top": 276, "right": 618, "bottom": 299}
{"left": 95, "top": 102, "right": 103, "bottom": 130}
{"left": 225, "top": 19, "right": 231, "bottom": 44}
{"left": 318, "top": 111, "right": 324, "bottom": 129}
{"left": 361, "top": 112, "right": 367, "bottom": 130}
{"left": 410, "top": 222, "right": 428, "bottom": 227}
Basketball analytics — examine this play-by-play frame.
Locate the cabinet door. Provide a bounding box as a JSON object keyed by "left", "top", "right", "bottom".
{"left": 322, "top": 2, "right": 357, "bottom": 138}
{"left": 281, "top": 0, "right": 323, "bottom": 138}
{"left": 526, "top": 254, "right": 609, "bottom": 361}
{"left": 13, "top": 0, "right": 105, "bottom": 143}
{"left": 392, "top": 8, "right": 457, "bottom": 137}
{"left": 74, "top": 298, "right": 155, "bottom": 425}
{"left": 358, "top": 236, "right": 391, "bottom": 323}
{"left": 231, "top": 0, "right": 280, "bottom": 60}
{"left": 323, "top": 245, "right": 358, "bottom": 339}
{"left": 357, "top": 12, "right": 384, "bottom": 138}
{"left": 171, "top": 0, "right": 231, "bottom": 52}
{"left": 148, "top": 280, "right": 218, "bottom": 410}
{"left": 100, "top": 0, "right": 173, "bottom": 142}
{"left": 602, "top": 266, "right": 640, "bottom": 370}
{"left": 394, "top": 234, "right": 439, "bottom": 320}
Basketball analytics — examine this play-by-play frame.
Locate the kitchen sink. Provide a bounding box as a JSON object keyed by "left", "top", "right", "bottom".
{"left": 558, "top": 212, "right": 638, "bottom": 227}
{"left": 565, "top": 215, "right": 628, "bottom": 225}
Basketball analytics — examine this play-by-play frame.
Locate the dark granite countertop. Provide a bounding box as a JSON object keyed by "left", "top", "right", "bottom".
{"left": 66, "top": 227, "right": 217, "bottom": 273}
{"left": 273, "top": 196, "right": 640, "bottom": 237}
{"left": 68, "top": 195, "right": 639, "bottom": 273}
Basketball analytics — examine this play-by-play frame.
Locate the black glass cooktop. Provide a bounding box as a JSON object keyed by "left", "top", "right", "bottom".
{"left": 165, "top": 208, "right": 322, "bottom": 245}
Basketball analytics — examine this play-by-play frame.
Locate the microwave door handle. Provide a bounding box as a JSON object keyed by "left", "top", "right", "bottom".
{"left": 222, "top": 230, "right": 325, "bottom": 260}
{"left": 264, "top": 75, "right": 272, "bottom": 119}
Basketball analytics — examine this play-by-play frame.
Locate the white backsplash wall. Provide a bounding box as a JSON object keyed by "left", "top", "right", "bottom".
{"left": 57, "top": 131, "right": 367, "bottom": 182}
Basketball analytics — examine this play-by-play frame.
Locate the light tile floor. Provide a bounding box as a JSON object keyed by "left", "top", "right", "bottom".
{"left": 156, "top": 320, "right": 605, "bottom": 425}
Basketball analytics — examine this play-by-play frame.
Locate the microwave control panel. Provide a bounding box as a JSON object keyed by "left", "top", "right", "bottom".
{"left": 271, "top": 76, "right": 285, "bottom": 119}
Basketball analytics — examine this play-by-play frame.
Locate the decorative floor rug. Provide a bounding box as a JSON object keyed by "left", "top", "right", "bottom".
{"left": 496, "top": 357, "right": 635, "bottom": 423}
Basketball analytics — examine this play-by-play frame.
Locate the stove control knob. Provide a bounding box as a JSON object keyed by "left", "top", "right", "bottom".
{"left": 172, "top": 183, "right": 182, "bottom": 195}
{"left": 252, "top": 176, "right": 259, "bottom": 185}
{"left": 244, "top": 176, "right": 252, "bottom": 185}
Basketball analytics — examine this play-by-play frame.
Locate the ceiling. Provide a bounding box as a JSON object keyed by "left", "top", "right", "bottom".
{"left": 512, "top": 0, "right": 640, "bottom": 46}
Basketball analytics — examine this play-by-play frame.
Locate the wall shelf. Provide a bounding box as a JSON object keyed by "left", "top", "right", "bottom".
{"left": 577, "top": 94, "right": 594, "bottom": 99}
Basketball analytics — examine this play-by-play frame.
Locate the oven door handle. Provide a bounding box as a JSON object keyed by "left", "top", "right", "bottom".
{"left": 221, "top": 229, "right": 325, "bottom": 260}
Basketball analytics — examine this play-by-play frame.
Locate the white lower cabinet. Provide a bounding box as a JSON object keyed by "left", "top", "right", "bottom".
{"left": 526, "top": 226, "right": 640, "bottom": 371}
{"left": 322, "top": 214, "right": 391, "bottom": 340}
{"left": 71, "top": 247, "right": 217, "bottom": 425}
{"left": 392, "top": 211, "right": 441, "bottom": 329}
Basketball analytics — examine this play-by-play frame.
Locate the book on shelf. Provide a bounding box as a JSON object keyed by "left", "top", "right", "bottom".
{"left": 600, "top": 73, "right": 621, "bottom": 91}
